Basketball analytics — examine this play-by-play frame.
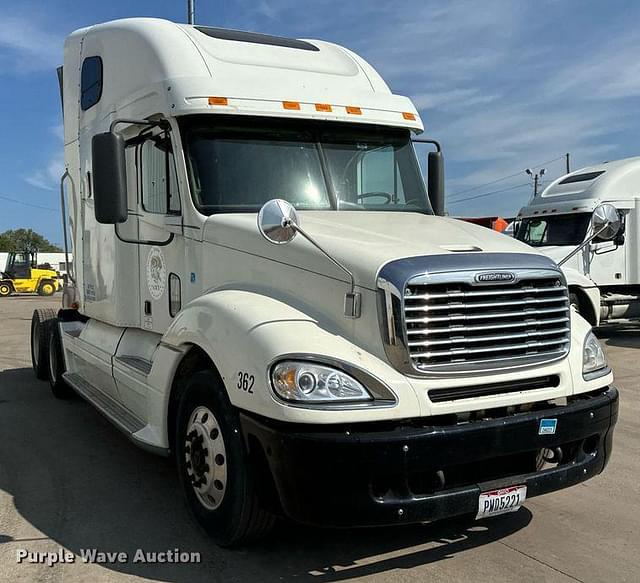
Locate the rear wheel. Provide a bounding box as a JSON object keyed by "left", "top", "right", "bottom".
{"left": 175, "top": 370, "right": 275, "bottom": 546}
{"left": 38, "top": 281, "right": 56, "bottom": 296}
{"left": 0, "top": 282, "right": 11, "bottom": 297}
{"left": 31, "top": 308, "right": 56, "bottom": 380}
{"left": 47, "top": 322, "right": 73, "bottom": 399}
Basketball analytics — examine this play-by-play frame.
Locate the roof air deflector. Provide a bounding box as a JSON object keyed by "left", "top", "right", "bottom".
{"left": 194, "top": 26, "right": 319, "bottom": 52}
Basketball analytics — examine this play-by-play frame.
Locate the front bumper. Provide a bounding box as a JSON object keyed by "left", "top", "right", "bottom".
{"left": 240, "top": 386, "right": 618, "bottom": 528}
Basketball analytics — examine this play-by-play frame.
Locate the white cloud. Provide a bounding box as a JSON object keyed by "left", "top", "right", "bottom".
{"left": 24, "top": 123, "right": 64, "bottom": 191}
{"left": 544, "top": 30, "right": 640, "bottom": 100}
{"left": 0, "top": 15, "right": 62, "bottom": 73}
{"left": 25, "top": 153, "right": 63, "bottom": 191}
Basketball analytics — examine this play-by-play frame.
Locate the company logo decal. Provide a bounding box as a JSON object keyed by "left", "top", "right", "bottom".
{"left": 475, "top": 272, "right": 516, "bottom": 284}
{"left": 538, "top": 418, "right": 557, "bottom": 435}
{"left": 146, "top": 246, "right": 166, "bottom": 300}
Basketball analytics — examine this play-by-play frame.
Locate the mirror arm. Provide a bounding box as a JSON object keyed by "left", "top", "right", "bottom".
{"left": 557, "top": 224, "right": 610, "bottom": 266}
{"left": 412, "top": 138, "right": 442, "bottom": 152}
{"left": 285, "top": 220, "right": 361, "bottom": 318}
{"left": 109, "top": 118, "right": 169, "bottom": 133}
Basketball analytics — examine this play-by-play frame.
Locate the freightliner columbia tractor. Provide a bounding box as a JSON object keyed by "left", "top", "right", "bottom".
{"left": 31, "top": 18, "right": 619, "bottom": 546}
{"left": 516, "top": 158, "right": 640, "bottom": 327}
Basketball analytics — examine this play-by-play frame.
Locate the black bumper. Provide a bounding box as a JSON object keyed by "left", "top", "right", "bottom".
{"left": 240, "top": 386, "right": 618, "bottom": 528}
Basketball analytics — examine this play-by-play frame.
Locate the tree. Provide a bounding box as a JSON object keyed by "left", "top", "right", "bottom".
{"left": 0, "top": 229, "right": 62, "bottom": 252}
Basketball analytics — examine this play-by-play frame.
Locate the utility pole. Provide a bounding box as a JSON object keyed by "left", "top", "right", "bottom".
{"left": 525, "top": 167, "right": 546, "bottom": 197}
{"left": 565, "top": 152, "right": 570, "bottom": 174}
{"left": 188, "top": 0, "right": 195, "bottom": 24}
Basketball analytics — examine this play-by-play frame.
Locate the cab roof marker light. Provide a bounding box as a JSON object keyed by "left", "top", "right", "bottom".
{"left": 208, "top": 96, "right": 228, "bottom": 105}
{"left": 315, "top": 103, "right": 332, "bottom": 112}
{"left": 345, "top": 106, "right": 362, "bottom": 115}
{"left": 402, "top": 112, "right": 416, "bottom": 121}
{"left": 282, "top": 101, "right": 301, "bottom": 110}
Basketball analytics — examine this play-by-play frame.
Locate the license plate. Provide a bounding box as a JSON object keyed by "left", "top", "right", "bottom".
{"left": 476, "top": 485, "right": 527, "bottom": 519}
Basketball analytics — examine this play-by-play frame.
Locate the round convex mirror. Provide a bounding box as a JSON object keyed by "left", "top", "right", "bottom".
{"left": 257, "top": 199, "right": 300, "bottom": 244}
{"left": 592, "top": 203, "right": 621, "bottom": 241}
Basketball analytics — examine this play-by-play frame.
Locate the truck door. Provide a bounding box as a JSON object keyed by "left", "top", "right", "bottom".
{"left": 587, "top": 208, "right": 627, "bottom": 285}
{"left": 132, "top": 128, "right": 186, "bottom": 334}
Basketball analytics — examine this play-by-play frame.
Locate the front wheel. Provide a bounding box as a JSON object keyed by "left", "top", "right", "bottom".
{"left": 175, "top": 370, "right": 275, "bottom": 546}
{"left": 38, "top": 281, "right": 56, "bottom": 296}
{"left": 0, "top": 282, "right": 12, "bottom": 297}
{"left": 31, "top": 308, "right": 56, "bottom": 379}
{"left": 48, "top": 323, "right": 73, "bottom": 399}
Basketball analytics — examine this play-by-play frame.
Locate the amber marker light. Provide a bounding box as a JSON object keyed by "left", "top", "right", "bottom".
{"left": 346, "top": 106, "right": 362, "bottom": 115}
{"left": 208, "top": 96, "right": 228, "bottom": 106}
{"left": 315, "top": 103, "right": 332, "bottom": 112}
{"left": 283, "top": 101, "right": 301, "bottom": 110}
{"left": 402, "top": 112, "right": 416, "bottom": 120}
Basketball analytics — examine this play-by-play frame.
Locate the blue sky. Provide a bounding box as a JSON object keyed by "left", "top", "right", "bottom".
{"left": 1, "top": 0, "right": 640, "bottom": 245}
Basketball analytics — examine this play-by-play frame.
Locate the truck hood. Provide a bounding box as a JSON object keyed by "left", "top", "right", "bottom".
{"left": 536, "top": 245, "right": 575, "bottom": 263}
{"left": 203, "top": 211, "right": 546, "bottom": 290}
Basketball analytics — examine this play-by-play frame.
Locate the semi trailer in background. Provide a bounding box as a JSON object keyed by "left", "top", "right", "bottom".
{"left": 30, "top": 17, "right": 618, "bottom": 546}
{"left": 515, "top": 158, "right": 638, "bottom": 326}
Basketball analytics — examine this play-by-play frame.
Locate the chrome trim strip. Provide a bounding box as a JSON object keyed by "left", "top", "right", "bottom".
{"left": 583, "top": 365, "right": 612, "bottom": 382}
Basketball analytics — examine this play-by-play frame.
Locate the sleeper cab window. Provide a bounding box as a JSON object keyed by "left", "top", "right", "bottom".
{"left": 80, "top": 56, "right": 103, "bottom": 111}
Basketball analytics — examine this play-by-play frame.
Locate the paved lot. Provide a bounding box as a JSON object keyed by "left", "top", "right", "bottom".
{"left": 0, "top": 295, "right": 638, "bottom": 583}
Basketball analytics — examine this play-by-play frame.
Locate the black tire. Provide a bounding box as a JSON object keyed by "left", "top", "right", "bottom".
{"left": 31, "top": 308, "right": 56, "bottom": 380}
{"left": 175, "top": 370, "right": 275, "bottom": 546}
{"left": 47, "top": 322, "right": 73, "bottom": 399}
{"left": 0, "top": 282, "right": 12, "bottom": 297}
{"left": 569, "top": 292, "right": 582, "bottom": 317}
{"left": 38, "top": 281, "right": 56, "bottom": 296}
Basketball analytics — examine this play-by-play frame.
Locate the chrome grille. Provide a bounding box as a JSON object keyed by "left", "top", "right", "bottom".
{"left": 403, "top": 274, "right": 570, "bottom": 372}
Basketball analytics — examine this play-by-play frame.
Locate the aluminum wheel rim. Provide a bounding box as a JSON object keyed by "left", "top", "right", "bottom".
{"left": 185, "top": 405, "right": 227, "bottom": 510}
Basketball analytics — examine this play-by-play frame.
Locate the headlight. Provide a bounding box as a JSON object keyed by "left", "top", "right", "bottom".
{"left": 271, "top": 361, "right": 373, "bottom": 403}
{"left": 583, "top": 331, "right": 607, "bottom": 377}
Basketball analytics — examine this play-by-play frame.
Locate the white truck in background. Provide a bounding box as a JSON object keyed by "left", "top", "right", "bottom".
{"left": 515, "top": 158, "right": 638, "bottom": 326}
{"left": 30, "top": 18, "right": 618, "bottom": 546}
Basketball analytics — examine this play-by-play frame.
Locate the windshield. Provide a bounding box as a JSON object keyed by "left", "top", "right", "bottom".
{"left": 181, "top": 116, "right": 431, "bottom": 215}
{"left": 516, "top": 213, "right": 591, "bottom": 246}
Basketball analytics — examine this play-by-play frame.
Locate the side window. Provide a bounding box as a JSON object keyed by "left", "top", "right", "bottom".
{"left": 140, "top": 134, "right": 181, "bottom": 214}
{"left": 358, "top": 147, "right": 405, "bottom": 203}
{"left": 80, "top": 56, "right": 103, "bottom": 111}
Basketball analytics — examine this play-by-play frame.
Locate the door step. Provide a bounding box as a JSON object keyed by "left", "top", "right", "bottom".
{"left": 64, "top": 372, "right": 145, "bottom": 435}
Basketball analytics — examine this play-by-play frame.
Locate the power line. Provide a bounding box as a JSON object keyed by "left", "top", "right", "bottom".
{"left": 0, "top": 193, "right": 58, "bottom": 212}
{"left": 448, "top": 155, "right": 565, "bottom": 200}
{"left": 447, "top": 182, "right": 530, "bottom": 205}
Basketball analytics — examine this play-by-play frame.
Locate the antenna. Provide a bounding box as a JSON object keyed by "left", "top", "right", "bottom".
{"left": 187, "top": 0, "right": 195, "bottom": 24}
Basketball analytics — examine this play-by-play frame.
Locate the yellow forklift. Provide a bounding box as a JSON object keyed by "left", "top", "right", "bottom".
{"left": 0, "top": 250, "right": 59, "bottom": 297}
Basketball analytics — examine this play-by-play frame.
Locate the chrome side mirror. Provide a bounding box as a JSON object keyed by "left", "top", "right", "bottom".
{"left": 257, "top": 199, "right": 300, "bottom": 245}
{"left": 592, "top": 203, "right": 621, "bottom": 241}
{"left": 558, "top": 203, "right": 622, "bottom": 266}
{"left": 256, "top": 198, "right": 361, "bottom": 318}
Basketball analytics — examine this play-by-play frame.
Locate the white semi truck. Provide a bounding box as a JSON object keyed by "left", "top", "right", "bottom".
{"left": 516, "top": 158, "right": 639, "bottom": 326}
{"left": 31, "top": 18, "right": 618, "bottom": 546}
